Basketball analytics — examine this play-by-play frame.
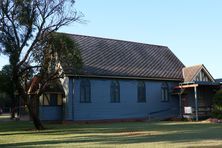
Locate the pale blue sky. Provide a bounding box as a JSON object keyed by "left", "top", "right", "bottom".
{"left": 0, "top": 0, "right": 221, "bottom": 78}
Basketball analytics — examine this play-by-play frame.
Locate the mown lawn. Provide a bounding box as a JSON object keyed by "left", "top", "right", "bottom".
{"left": 0, "top": 120, "right": 222, "bottom": 148}
{"left": 0, "top": 114, "right": 10, "bottom": 120}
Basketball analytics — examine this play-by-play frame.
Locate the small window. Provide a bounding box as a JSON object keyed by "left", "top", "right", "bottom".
{"left": 161, "top": 82, "right": 169, "bottom": 102}
{"left": 80, "top": 79, "right": 91, "bottom": 103}
{"left": 50, "top": 94, "right": 58, "bottom": 106}
{"left": 39, "top": 95, "right": 44, "bottom": 105}
{"left": 57, "top": 94, "right": 63, "bottom": 105}
{"left": 110, "top": 80, "right": 120, "bottom": 103}
{"left": 40, "top": 94, "right": 63, "bottom": 106}
{"left": 137, "top": 81, "right": 146, "bottom": 102}
{"left": 43, "top": 94, "right": 50, "bottom": 105}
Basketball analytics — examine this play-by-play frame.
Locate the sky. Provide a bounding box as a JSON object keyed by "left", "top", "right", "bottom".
{"left": 0, "top": 0, "right": 222, "bottom": 78}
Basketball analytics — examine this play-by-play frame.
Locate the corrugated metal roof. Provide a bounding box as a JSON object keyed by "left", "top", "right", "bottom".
{"left": 62, "top": 34, "right": 185, "bottom": 80}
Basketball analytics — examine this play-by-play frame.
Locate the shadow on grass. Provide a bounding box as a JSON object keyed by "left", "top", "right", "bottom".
{"left": 0, "top": 121, "right": 222, "bottom": 147}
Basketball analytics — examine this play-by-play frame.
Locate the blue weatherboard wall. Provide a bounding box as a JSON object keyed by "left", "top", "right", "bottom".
{"left": 69, "top": 78, "right": 180, "bottom": 121}
{"left": 39, "top": 106, "right": 62, "bottom": 120}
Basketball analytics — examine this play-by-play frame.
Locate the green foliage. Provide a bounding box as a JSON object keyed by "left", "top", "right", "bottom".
{"left": 0, "top": 65, "right": 13, "bottom": 93}
{"left": 0, "top": 0, "right": 83, "bottom": 70}
{"left": 0, "top": 0, "right": 83, "bottom": 81}
{"left": 0, "top": 0, "right": 83, "bottom": 129}
{"left": 0, "top": 65, "right": 13, "bottom": 107}
{"left": 49, "top": 33, "right": 83, "bottom": 70}
{"left": 0, "top": 94, "right": 11, "bottom": 108}
{"left": 212, "top": 89, "right": 222, "bottom": 119}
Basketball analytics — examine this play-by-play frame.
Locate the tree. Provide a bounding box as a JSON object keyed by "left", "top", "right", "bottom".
{"left": 0, "top": 65, "right": 14, "bottom": 117}
{"left": 0, "top": 0, "right": 83, "bottom": 130}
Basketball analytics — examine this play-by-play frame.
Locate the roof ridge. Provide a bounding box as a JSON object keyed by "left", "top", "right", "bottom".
{"left": 57, "top": 32, "right": 168, "bottom": 48}
{"left": 183, "top": 64, "right": 203, "bottom": 69}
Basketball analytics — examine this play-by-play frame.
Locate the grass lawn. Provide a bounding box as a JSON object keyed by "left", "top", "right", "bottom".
{"left": 0, "top": 120, "right": 222, "bottom": 148}
{"left": 0, "top": 114, "right": 10, "bottom": 120}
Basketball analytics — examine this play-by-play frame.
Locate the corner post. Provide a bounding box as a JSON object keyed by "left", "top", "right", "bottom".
{"left": 179, "top": 92, "right": 182, "bottom": 118}
{"left": 194, "top": 86, "right": 198, "bottom": 121}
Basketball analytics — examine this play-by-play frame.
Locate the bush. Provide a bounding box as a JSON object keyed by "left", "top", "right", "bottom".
{"left": 212, "top": 89, "right": 222, "bottom": 119}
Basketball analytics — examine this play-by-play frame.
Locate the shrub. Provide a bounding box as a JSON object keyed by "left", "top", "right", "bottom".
{"left": 212, "top": 89, "right": 222, "bottom": 119}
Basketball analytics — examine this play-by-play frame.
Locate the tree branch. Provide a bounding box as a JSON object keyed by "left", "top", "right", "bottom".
{"left": 19, "top": 4, "right": 36, "bottom": 52}
{"left": 2, "top": 4, "right": 20, "bottom": 48}
{"left": 19, "top": 65, "right": 42, "bottom": 75}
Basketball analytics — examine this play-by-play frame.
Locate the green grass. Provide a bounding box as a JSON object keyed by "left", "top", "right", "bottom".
{"left": 0, "top": 114, "right": 10, "bottom": 120}
{"left": 0, "top": 120, "right": 222, "bottom": 148}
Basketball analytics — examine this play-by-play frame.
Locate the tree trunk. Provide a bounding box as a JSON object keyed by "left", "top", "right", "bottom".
{"left": 12, "top": 65, "right": 45, "bottom": 130}
{"left": 27, "top": 103, "right": 45, "bottom": 130}
{"left": 15, "top": 78, "right": 45, "bottom": 130}
{"left": 10, "top": 104, "right": 16, "bottom": 119}
{"left": 10, "top": 91, "right": 16, "bottom": 119}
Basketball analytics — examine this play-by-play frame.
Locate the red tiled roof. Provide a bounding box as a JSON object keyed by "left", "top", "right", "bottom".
{"left": 62, "top": 34, "right": 185, "bottom": 80}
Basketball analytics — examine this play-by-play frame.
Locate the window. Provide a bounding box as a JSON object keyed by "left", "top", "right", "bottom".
{"left": 40, "top": 94, "right": 63, "bottom": 106}
{"left": 161, "top": 82, "right": 169, "bottom": 102}
{"left": 57, "top": 94, "right": 63, "bottom": 105}
{"left": 110, "top": 80, "right": 120, "bottom": 103}
{"left": 50, "top": 94, "right": 58, "bottom": 106}
{"left": 43, "top": 94, "right": 50, "bottom": 105}
{"left": 80, "top": 79, "right": 91, "bottom": 103}
{"left": 137, "top": 81, "right": 146, "bottom": 102}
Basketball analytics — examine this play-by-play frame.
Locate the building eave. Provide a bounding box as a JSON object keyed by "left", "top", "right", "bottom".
{"left": 64, "top": 74, "right": 183, "bottom": 81}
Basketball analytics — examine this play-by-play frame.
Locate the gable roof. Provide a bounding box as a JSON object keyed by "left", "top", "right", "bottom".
{"left": 61, "top": 34, "right": 185, "bottom": 80}
{"left": 27, "top": 77, "right": 65, "bottom": 94}
{"left": 182, "top": 64, "right": 215, "bottom": 82}
{"left": 182, "top": 65, "right": 202, "bottom": 82}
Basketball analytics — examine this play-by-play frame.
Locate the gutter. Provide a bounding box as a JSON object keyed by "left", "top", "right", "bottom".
{"left": 64, "top": 74, "right": 183, "bottom": 82}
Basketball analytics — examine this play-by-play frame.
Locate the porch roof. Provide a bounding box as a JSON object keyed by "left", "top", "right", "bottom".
{"left": 175, "top": 81, "right": 221, "bottom": 89}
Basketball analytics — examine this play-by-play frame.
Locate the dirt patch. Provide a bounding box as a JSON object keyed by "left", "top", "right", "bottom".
{"left": 202, "top": 118, "right": 222, "bottom": 123}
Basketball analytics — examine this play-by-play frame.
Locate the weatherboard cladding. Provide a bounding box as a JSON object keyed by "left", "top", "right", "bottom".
{"left": 62, "top": 34, "right": 185, "bottom": 80}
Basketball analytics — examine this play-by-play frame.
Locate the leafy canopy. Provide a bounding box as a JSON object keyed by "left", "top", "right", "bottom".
{"left": 212, "top": 90, "right": 222, "bottom": 119}
{"left": 0, "top": 0, "right": 83, "bottom": 70}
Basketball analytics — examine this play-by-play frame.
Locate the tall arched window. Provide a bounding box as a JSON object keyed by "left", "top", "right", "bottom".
{"left": 80, "top": 79, "right": 91, "bottom": 103}
{"left": 161, "top": 82, "right": 169, "bottom": 102}
{"left": 110, "top": 80, "right": 120, "bottom": 103}
{"left": 137, "top": 81, "right": 146, "bottom": 102}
